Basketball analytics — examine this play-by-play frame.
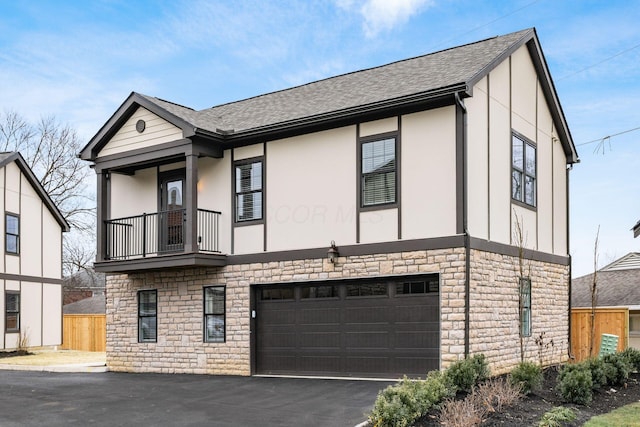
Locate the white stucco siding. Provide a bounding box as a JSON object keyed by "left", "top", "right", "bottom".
{"left": 42, "top": 283, "right": 62, "bottom": 346}
{"left": 266, "top": 126, "right": 357, "bottom": 251}
{"left": 536, "top": 84, "right": 554, "bottom": 253}
{"left": 466, "top": 76, "right": 490, "bottom": 239}
{"left": 360, "top": 117, "right": 398, "bottom": 137}
{"left": 511, "top": 47, "right": 537, "bottom": 142}
{"left": 5, "top": 162, "right": 20, "bottom": 214}
{"left": 42, "top": 211, "right": 63, "bottom": 279}
{"left": 553, "top": 136, "right": 568, "bottom": 254}
{"left": 20, "top": 184, "right": 43, "bottom": 276}
{"left": 512, "top": 205, "right": 537, "bottom": 250}
{"left": 110, "top": 167, "right": 157, "bottom": 219}
{"left": 360, "top": 209, "right": 398, "bottom": 243}
{"left": 21, "top": 282, "right": 43, "bottom": 347}
{"left": 234, "top": 224, "right": 264, "bottom": 254}
{"left": 100, "top": 107, "right": 183, "bottom": 157}
{"left": 401, "top": 107, "right": 457, "bottom": 239}
{"left": 198, "top": 155, "right": 232, "bottom": 254}
{"left": 488, "top": 59, "right": 512, "bottom": 245}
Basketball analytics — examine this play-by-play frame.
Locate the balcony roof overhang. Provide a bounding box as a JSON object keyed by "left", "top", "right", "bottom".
{"left": 94, "top": 252, "right": 226, "bottom": 273}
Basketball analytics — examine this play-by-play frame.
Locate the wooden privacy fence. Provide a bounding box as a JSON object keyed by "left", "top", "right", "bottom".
{"left": 61, "top": 314, "right": 106, "bottom": 352}
{"left": 571, "top": 308, "right": 628, "bottom": 362}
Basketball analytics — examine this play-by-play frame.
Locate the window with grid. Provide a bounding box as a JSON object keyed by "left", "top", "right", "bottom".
{"left": 5, "top": 292, "right": 19, "bottom": 332}
{"left": 235, "top": 160, "right": 263, "bottom": 222}
{"left": 512, "top": 133, "right": 536, "bottom": 207}
{"left": 204, "top": 286, "right": 225, "bottom": 343}
{"left": 5, "top": 213, "right": 19, "bottom": 255}
{"left": 361, "top": 137, "right": 396, "bottom": 207}
{"left": 138, "top": 290, "right": 157, "bottom": 343}
{"left": 520, "top": 278, "right": 532, "bottom": 337}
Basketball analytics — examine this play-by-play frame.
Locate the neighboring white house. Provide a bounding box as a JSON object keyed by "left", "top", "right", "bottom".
{"left": 80, "top": 28, "right": 578, "bottom": 377}
{"left": 0, "top": 152, "right": 70, "bottom": 351}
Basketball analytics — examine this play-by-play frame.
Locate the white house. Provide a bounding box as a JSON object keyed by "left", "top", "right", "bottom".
{"left": 80, "top": 28, "right": 578, "bottom": 377}
{"left": 0, "top": 152, "right": 70, "bottom": 351}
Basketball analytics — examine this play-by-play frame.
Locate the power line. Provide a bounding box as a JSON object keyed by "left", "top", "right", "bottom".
{"left": 576, "top": 125, "right": 640, "bottom": 155}
{"left": 557, "top": 41, "right": 640, "bottom": 81}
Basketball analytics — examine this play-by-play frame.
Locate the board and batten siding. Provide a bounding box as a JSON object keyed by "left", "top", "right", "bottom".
{"left": 466, "top": 44, "right": 569, "bottom": 257}
{"left": 100, "top": 107, "right": 183, "bottom": 157}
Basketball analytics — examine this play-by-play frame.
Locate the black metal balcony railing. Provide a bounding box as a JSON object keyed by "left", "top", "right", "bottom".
{"left": 105, "top": 209, "right": 221, "bottom": 260}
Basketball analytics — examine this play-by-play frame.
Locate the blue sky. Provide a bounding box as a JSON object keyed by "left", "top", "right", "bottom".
{"left": 0, "top": 0, "right": 639, "bottom": 277}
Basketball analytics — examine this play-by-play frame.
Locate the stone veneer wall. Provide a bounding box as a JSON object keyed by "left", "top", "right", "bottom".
{"left": 468, "top": 249, "right": 570, "bottom": 374}
{"left": 105, "top": 246, "right": 568, "bottom": 376}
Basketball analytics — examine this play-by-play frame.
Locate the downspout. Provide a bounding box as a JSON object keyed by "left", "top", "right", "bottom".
{"left": 567, "top": 164, "right": 574, "bottom": 360}
{"left": 455, "top": 92, "right": 471, "bottom": 358}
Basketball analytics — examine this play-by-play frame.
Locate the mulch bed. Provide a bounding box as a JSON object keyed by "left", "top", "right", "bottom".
{"left": 0, "top": 350, "right": 31, "bottom": 359}
{"left": 415, "top": 370, "right": 640, "bottom": 426}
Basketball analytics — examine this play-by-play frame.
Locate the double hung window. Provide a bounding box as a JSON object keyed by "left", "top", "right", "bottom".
{"left": 5, "top": 291, "right": 19, "bottom": 332}
{"left": 5, "top": 213, "right": 19, "bottom": 254}
{"left": 138, "top": 290, "right": 157, "bottom": 343}
{"left": 512, "top": 133, "right": 536, "bottom": 207}
{"left": 235, "top": 159, "right": 263, "bottom": 222}
{"left": 204, "top": 286, "right": 225, "bottom": 343}
{"left": 361, "top": 137, "right": 396, "bottom": 207}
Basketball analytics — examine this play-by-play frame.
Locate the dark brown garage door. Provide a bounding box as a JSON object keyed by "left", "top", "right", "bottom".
{"left": 255, "top": 275, "right": 439, "bottom": 378}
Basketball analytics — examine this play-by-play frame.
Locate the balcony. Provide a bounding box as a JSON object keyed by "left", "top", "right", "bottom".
{"left": 95, "top": 208, "right": 226, "bottom": 273}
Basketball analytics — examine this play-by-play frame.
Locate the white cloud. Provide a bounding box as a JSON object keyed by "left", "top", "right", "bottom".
{"left": 337, "top": 0, "right": 436, "bottom": 37}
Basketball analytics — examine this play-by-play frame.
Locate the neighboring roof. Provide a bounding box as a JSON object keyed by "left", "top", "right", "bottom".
{"left": 572, "top": 253, "right": 640, "bottom": 307}
{"left": 0, "top": 152, "right": 70, "bottom": 232}
{"left": 63, "top": 269, "right": 106, "bottom": 290}
{"left": 63, "top": 294, "right": 105, "bottom": 314}
{"left": 632, "top": 220, "right": 640, "bottom": 238}
{"left": 80, "top": 28, "right": 578, "bottom": 164}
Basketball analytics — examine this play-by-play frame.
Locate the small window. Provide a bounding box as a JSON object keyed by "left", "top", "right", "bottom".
{"left": 301, "top": 285, "right": 337, "bottom": 299}
{"left": 520, "top": 278, "right": 532, "bottom": 337}
{"left": 5, "top": 291, "right": 19, "bottom": 332}
{"left": 630, "top": 313, "right": 640, "bottom": 335}
{"left": 261, "top": 287, "right": 294, "bottom": 300}
{"left": 138, "top": 290, "right": 157, "bottom": 343}
{"left": 346, "top": 283, "right": 387, "bottom": 297}
{"left": 512, "top": 133, "right": 536, "bottom": 207}
{"left": 361, "top": 137, "right": 396, "bottom": 207}
{"left": 204, "top": 286, "right": 225, "bottom": 343}
{"left": 396, "top": 277, "right": 440, "bottom": 295}
{"left": 235, "top": 159, "right": 263, "bottom": 222}
{"left": 5, "top": 213, "right": 19, "bottom": 255}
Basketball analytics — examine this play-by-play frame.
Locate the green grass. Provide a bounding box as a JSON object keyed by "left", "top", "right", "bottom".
{"left": 583, "top": 402, "right": 640, "bottom": 427}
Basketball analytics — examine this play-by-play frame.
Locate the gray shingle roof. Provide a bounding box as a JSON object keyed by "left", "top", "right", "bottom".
{"left": 572, "top": 254, "right": 640, "bottom": 307}
{"left": 63, "top": 294, "right": 106, "bottom": 314}
{"left": 140, "top": 28, "right": 533, "bottom": 134}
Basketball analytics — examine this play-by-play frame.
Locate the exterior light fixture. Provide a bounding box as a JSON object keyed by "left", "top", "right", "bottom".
{"left": 327, "top": 240, "right": 339, "bottom": 264}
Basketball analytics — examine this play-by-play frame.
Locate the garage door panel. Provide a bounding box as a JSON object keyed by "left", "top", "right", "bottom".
{"left": 343, "top": 305, "right": 391, "bottom": 323}
{"left": 299, "top": 331, "right": 340, "bottom": 348}
{"left": 298, "top": 307, "right": 341, "bottom": 324}
{"left": 395, "top": 305, "right": 439, "bottom": 323}
{"left": 345, "top": 331, "right": 389, "bottom": 349}
{"left": 298, "top": 355, "right": 342, "bottom": 372}
{"left": 261, "top": 308, "right": 296, "bottom": 324}
{"left": 344, "top": 356, "right": 389, "bottom": 374}
{"left": 395, "top": 331, "right": 440, "bottom": 349}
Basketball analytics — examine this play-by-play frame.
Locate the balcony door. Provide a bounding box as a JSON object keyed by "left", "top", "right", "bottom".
{"left": 159, "top": 169, "right": 185, "bottom": 253}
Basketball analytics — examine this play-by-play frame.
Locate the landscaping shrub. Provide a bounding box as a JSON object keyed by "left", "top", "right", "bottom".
{"left": 438, "top": 396, "right": 484, "bottom": 427}
{"left": 584, "top": 357, "right": 608, "bottom": 389}
{"left": 509, "top": 361, "right": 543, "bottom": 395}
{"left": 557, "top": 365, "right": 593, "bottom": 405}
{"left": 620, "top": 347, "right": 640, "bottom": 372}
{"left": 446, "top": 354, "right": 490, "bottom": 392}
{"left": 369, "top": 372, "right": 456, "bottom": 427}
{"left": 538, "top": 406, "right": 577, "bottom": 427}
{"left": 474, "top": 377, "right": 522, "bottom": 413}
{"left": 602, "top": 352, "right": 632, "bottom": 386}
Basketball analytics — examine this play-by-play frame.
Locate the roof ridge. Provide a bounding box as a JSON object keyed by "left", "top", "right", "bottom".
{"left": 197, "top": 28, "right": 534, "bottom": 113}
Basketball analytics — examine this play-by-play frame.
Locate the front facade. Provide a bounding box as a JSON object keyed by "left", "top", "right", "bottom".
{"left": 81, "top": 28, "right": 578, "bottom": 377}
{"left": 0, "top": 152, "right": 69, "bottom": 351}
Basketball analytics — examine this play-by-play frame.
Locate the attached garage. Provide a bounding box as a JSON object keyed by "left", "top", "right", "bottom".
{"left": 255, "top": 274, "right": 440, "bottom": 378}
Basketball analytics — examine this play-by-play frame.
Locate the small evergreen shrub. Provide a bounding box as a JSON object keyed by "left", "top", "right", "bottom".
{"left": 557, "top": 365, "right": 593, "bottom": 405}
{"left": 602, "top": 352, "right": 632, "bottom": 386}
{"left": 509, "top": 361, "right": 543, "bottom": 395}
{"left": 369, "top": 372, "right": 456, "bottom": 427}
{"left": 446, "top": 354, "right": 490, "bottom": 392}
{"left": 584, "top": 357, "right": 608, "bottom": 389}
{"left": 538, "top": 406, "right": 577, "bottom": 427}
{"left": 621, "top": 347, "right": 640, "bottom": 372}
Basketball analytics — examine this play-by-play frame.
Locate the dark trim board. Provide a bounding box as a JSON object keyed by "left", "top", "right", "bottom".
{"left": 0, "top": 273, "right": 63, "bottom": 285}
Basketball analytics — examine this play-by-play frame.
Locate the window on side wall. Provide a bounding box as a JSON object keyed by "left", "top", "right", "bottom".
{"left": 361, "top": 137, "right": 397, "bottom": 207}
{"left": 204, "top": 286, "right": 225, "bottom": 343}
{"left": 519, "top": 278, "right": 532, "bottom": 337}
{"left": 5, "top": 213, "right": 19, "bottom": 255}
{"left": 511, "top": 133, "right": 536, "bottom": 207}
{"left": 138, "top": 290, "right": 157, "bottom": 343}
{"left": 630, "top": 313, "right": 640, "bottom": 336}
{"left": 5, "top": 291, "right": 19, "bottom": 332}
{"left": 234, "top": 159, "right": 263, "bottom": 222}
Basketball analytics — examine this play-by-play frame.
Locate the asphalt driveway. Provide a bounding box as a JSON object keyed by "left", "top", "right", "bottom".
{"left": 0, "top": 371, "right": 391, "bottom": 426}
